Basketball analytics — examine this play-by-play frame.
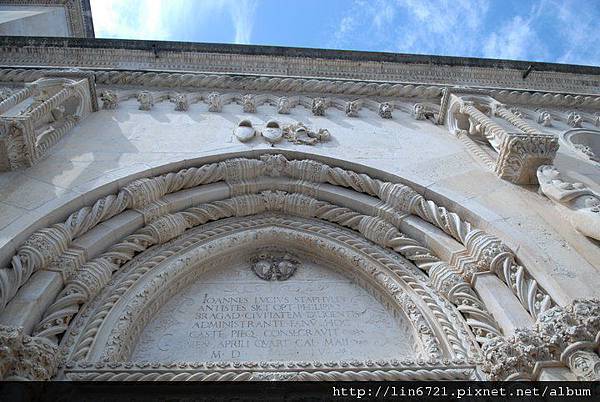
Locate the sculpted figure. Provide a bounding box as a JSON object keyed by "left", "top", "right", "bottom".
{"left": 100, "top": 90, "right": 118, "bottom": 110}
{"left": 242, "top": 94, "right": 256, "bottom": 113}
{"left": 412, "top": 103, "right": 427, "bottom": 120}
{"left": 312, "top": 98, "right": 326, "bottom": 116}
{"left": 171, "top": 93, "right": 189, "bottom": 111}
{"left": 277, "top": 97, "right": 290, "bottom": 114}
{"left": 207, "top": 92, "right": 222, "bottom": 112}
{"left": 537, "top": 110, "right": 552, "bottom": 127}
{"left": 137, "top": 91, "right": 154, "bottom": 111}
{"left": 345, "top": 100, "right": 359, "bottom": 117}
{"left": 567, "top": 112, "right": 583, "bottom": 128}
{"left": 379, "top": 102, "right": 393, "bottom": 119}
{"left": 537, "top": 165, "right": 600, "bottom": 240}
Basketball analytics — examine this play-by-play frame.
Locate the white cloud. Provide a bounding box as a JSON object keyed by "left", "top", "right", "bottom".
{"left": 229, "top": 0, "right": 257, "bottom": 44}
{"left": 90, "top": 0, "right": 257, "bottom": 44}
{"left": 483, "top": 16, "right": 538, "bottom": 60}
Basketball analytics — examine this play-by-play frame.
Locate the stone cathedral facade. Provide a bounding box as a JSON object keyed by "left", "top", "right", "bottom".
{"left": 0, "top": 1, "right": 599, "bottom": 383}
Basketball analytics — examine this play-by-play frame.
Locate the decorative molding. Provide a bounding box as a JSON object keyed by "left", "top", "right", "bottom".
{"left": 0, "top": 154, "right": 550, "bottom": 336}
{"left": 62, "top": 360, "right": 477, "bottom": 381}
{"left": 0, "top": 325, "right": 59, "bottom": 381}
{"left": 482, "top": 298, "right": 600, "bottom": 381}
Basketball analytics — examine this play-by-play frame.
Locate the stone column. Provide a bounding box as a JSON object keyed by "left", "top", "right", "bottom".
{"left": 459, "top": 103, "right": 506, "bottom": 151}
{"left": 494, "top": 105, "right": 541, "bottom": 135}
{"left": 26, "top": 85, "right": 74, "bottom": 122}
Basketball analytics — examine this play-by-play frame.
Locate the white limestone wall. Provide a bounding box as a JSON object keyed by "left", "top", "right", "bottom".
{"left": 0, "top": 6, "right": 70, "bottom": 37}
{"left": 0, "top": 92, "right": 598, "bottom": 307}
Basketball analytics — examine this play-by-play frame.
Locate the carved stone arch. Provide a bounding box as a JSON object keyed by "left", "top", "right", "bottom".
{"left": 1, "top": 150, "right": 565, "bottom": 380}
{"left": 61, "top": 215, "right": 476, "bottom": 369}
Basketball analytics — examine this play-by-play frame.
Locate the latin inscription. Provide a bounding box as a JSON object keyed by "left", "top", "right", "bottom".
{"left": 132, "top": 261, "right": 415, "bottom": 361}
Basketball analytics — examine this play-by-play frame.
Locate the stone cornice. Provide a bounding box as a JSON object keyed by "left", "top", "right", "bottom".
{"left": 0, "top": 37, "right": 598, "bottom": 96}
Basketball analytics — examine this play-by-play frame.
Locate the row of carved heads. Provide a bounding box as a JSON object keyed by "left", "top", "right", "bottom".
{"left": 99, "top": 90, "right": 435, "bottom": 120}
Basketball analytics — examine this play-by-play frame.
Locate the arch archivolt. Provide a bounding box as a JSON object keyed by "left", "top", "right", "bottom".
{"left": 0, "top": 152, "right": 557, "bottom": 380}
{"left": 68, "top": 217, "right": 466, "bottom": 361}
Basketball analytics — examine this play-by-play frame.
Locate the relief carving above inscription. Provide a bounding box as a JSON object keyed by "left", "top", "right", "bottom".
{"left": 132, "top": 259, "right": 416, "bottom": 362}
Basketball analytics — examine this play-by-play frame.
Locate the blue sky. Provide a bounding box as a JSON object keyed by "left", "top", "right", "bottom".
{"left": 90, "top": 0, "right": 600, "bottom": 66}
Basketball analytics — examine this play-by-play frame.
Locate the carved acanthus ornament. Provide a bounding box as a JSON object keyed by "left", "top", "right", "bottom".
{"left": 537, "top": 165, "right": 600, "bottom": 240}
{"left": 481, "top": 328, "right": 552, "bottom": 380}
{"left": 535, "top": 299, "right": 600, "bottom": 381}
{"left": 481, "top": 299, "right": 600, "bottom": 381}
{"left": 0, "top": 325, "right": 59, "bottom": 381}
{"left": 282, "top": 122, "right": 331, "bottom": 145}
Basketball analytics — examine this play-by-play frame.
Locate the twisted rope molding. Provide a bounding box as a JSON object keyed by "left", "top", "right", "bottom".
{"left": 51, "top": 206, "right": 494, "bottom": 366}
{"left": 1, "top": 68, "right": 599, "bottom": 108}
{"left": 0, "top": 154, "right": 552, "bottom": 323}
{"left": 64, "top": 368, "right": 473, "bottom": 381}
{"left": 45, "top": 212, "right": 448, "bottom": 361}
